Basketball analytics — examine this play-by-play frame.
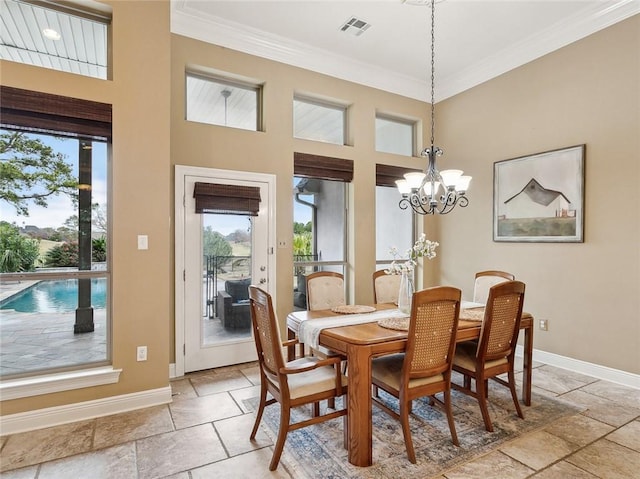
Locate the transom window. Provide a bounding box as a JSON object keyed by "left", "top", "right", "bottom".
{"left": 293, "top": 97, "right": 347, "bottom": 145}
{"left": 186, "top": 72, "right": 261, "bottom": 131}
{"left": 0, "top": 0, "right": 111, "bottom": 79}
{"left": 375, "top": 115, "right": 415, "bottom": 156}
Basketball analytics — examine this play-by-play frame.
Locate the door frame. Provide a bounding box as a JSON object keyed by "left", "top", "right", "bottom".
{"left": 174, "top": 165, "right": 276, "bottom": 377}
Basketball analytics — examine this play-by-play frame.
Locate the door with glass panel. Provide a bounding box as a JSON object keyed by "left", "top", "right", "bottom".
{"left": 182, "top": 173, "right": 270, "bottom": 373}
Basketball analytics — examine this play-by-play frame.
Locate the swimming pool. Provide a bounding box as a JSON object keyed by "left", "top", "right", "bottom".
{"left": 0, "top": 278, "right": 107, "bottom": 313}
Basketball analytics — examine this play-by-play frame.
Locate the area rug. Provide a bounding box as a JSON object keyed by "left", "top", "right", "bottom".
{"left": 245, "top": 378, "right": 581, "bottom": 479}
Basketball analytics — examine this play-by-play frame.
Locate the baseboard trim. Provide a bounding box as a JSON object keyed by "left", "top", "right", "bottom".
{"left": 0, "top": 386, "right": 172, "bottom": 436}
{"left": 169, "top": 362, "right": 177, "bottom": 379}
{"left": 516, "top": 345, "right": 640, "bottom": 390}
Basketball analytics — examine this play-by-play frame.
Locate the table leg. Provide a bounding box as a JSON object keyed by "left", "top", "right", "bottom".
{"left": 287, "top": 327, "right": 296, "bottom": 361}
{"left": 346, "top": 343, "right": 373, "bottom": 467}
{"left": 522, "top": 323, "right": 533, "bottom": 406}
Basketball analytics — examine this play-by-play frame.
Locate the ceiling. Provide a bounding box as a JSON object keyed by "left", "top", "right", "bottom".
{"left": 171, "top": 0, "right": 639, "bottom": 102}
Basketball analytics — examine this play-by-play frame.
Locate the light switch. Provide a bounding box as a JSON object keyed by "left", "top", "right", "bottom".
{"left": 137, "top": 235, "right": 148, "bottom": 250}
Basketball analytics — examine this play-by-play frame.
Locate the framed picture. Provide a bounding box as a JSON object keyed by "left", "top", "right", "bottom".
{"left": 493, "top": 145, "right": 585, "bottom": 242}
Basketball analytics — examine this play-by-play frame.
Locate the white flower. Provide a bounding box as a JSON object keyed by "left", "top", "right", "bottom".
{"left": 385, "top": 233, "right": 439, "bottom": 275}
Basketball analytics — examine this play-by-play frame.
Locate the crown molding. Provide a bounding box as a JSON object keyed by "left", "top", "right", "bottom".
{"left": 171, "top": 0, "right": 639, "bottom": 102}
{"left": 437, "top": 0, "right": 640, "bottom": 100}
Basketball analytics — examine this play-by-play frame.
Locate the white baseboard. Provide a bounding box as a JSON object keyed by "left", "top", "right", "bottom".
{"left": 516, "top": 345, "right": 640, "bottom": 390}
{"left": 0, "top": 386, "right": 172, "bottom": 436}
{"left": 169, "top": 362, "right": 177, "bottom": 379}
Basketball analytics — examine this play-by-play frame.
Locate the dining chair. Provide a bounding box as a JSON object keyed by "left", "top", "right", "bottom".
{"left": 371, "top": 286, "right": 462, "bottom": 463}
{"left": 248, "top": 286, "right": 348, "bottom": 471}
{"left": 452, "top": 280, "right": 526, "bottom": 432}
{"left": 305, "top": 271, "right": 345, "bottom": 311}
{"left": 373, "top": 269, "right": 401, "bottom": 304}
{"left": 472, "top": 270, "right": 515, "bottom": 304}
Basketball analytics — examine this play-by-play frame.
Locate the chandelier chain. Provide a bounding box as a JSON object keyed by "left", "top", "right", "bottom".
{"left": 430, "top": 0, "right": 435, "bottom": 148}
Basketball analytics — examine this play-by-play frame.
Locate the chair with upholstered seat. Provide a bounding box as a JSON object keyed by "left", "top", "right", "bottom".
{"left": 373, "top": 269, "right": 401, "bottom": 304}
{"left": 248, "top": 286, "right": 348, "bottom": 471}
{"left": 305, "top": 271, "right": 345, "bottom": 311}
{"left": 452, "top": 280, "right": 526, "bottom": 432}
{"left": 371, "top": 286, "right": 462, "bottom": 463}
{"left": 473, "top": 270, "right": 515, "bottom": 304}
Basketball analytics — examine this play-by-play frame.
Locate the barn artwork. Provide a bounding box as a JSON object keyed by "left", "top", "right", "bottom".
{"left": 493, "top": 145, "right": 585, "bottom": 242}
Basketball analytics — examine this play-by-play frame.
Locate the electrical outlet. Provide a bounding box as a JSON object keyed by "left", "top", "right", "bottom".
{"left": 539, "top": 319, "right": 548, "bottom": 331}
{"left": 137, "top": 346, "right": 148, "bottom": 361}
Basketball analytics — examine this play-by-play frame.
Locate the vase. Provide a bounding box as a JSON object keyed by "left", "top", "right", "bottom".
{"left": 397, "top": 271, "right": 414, "bottom": 314}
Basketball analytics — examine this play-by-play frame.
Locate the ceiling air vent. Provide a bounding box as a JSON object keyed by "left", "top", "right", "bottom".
{"left": 339, "top": 16, "right": 371, "bottom": 36}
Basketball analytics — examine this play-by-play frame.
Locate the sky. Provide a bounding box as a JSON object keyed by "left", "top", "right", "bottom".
{"left": 1, "top": 130, "right": 108, "bottom": 230}
{"left": 1, "top": 130, "right": 313, "bottom": 234}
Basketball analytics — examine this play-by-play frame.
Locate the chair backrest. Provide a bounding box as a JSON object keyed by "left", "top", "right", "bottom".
{"left": 477, "top": 280, "right": 526, "bottom": 362}
{"left": 305, "top": 272, "right": 345, "bottom": 311}
{"left": 373, "top": 270, "right": 401, "bottom": 304}
{"left": 249, "top": 286, "right": 285, "bottom": 387}
{"left": 473, "top": 270, "right": 515, "bottom": 304}
{"left": 404, "top": 286, "right": 461, "bottom": 380}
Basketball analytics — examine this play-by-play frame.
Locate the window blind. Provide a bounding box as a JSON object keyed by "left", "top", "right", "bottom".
{"left": 376, "top": 163, "right": 422, "bottom": 187}
{"left": 193, "top": 182, "right": 261, "bottom": 216}
{"left": 294, "top": 152, "right": 353, "bottom": 182}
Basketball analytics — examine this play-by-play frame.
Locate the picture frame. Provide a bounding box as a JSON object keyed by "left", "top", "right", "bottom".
{"left": 493, "top": 145, "right": 585, "bottom": 243}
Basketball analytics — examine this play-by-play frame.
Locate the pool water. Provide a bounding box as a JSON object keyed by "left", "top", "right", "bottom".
{"left": 1, "top": 279, "right": 107, "bottom": 313}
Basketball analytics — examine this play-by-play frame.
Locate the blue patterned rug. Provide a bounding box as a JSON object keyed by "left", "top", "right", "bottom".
{"left": 246, "top": 375, "right": 581, "bottom": 479}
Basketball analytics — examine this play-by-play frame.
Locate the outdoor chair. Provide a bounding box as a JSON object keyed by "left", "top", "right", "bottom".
{"left": 452, "top": 280, "right": 526, "bottom": 432}
{"left": 371, "top": 286, "right": 462, "bottom": 463}
{"left": 248, "top": 286, "right": 348, "bottom": 471}
{"left": 217, "top": 277, "right": 252, "bottom": 330}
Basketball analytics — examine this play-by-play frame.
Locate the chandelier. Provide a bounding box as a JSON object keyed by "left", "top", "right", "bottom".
{"left": 397, "top": 0, "right": 471, "bottom": 215}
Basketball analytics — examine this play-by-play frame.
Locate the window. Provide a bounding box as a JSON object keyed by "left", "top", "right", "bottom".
{"left": 293, "top": 97, "right": 346, "bottom": 145}
{"left": 0, "top": 87, "right": 111, "bottom": 380}
{"left": 186, "top": 72, "right": 261, "bottom": 131}
{"left": 376, "top": 115, "right": 415, "bottom": 156}
{"left": 375, "top": 164, "right": 416, "bottom": 271}
{"left": 293, "top": 153, "right": 352, "bottom": 310}
{"left": 0, "top": 0, "right": 110, "bottom": 79}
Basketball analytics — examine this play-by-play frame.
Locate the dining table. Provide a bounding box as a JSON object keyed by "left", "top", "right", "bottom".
{"left": 286, "top": 302, "right": 534, "bottom": 467}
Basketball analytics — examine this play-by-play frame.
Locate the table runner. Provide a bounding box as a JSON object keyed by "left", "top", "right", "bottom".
{"left": 298, "top": 308, "right": 409, "bottom": 349}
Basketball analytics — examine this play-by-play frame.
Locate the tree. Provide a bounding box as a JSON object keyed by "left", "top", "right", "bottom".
{"left": 227, "top": 228, "right": 250, "bottom": 243}
{"left": 294, "top": 221, "right": 312, "bottom": 234}
{"left": 0, "top": 131, "right": 78, "bottom": 216}
{"left": 0, "top": 221, "right": 40, "bottom": 272}
{"left": 202, "top": 227, "right": 232, "bottom": 257}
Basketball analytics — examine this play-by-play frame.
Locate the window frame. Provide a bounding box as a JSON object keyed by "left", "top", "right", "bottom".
{"left": 0, "top": 87, "right": 119, "bottom": 397}
{"left": 375, "top": 114, "right": 416, "bottom": 156}
{"left": 293, "top": 95, "right": 348, "bottom": 145}
{"left": 185, "top": 71, "right": 263, "bottom": 132}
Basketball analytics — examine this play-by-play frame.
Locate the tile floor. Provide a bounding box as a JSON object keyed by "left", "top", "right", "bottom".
{"left": 0, "top": 361, "right": 639, "bottom": 479}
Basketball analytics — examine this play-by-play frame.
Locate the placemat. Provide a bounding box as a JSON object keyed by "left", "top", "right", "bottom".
{"left": 459, "top": 307, "right": 485, "bottom": 321}
{"left": 331, "top": 304, "right": 376, "bottom": 314}
{"left": 378, "top": 316, "right": 410, "bottom": 331}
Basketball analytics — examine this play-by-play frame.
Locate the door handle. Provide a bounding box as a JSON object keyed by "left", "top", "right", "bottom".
{"left": 259, "top": 278, "right": 267, "bottom": 284}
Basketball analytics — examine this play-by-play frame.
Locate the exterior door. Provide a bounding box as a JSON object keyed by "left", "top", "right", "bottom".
{"left": 175, "top": 166, "right": 274, "bottom": 374}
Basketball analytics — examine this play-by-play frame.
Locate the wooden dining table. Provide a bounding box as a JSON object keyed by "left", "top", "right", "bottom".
{"left": 286, "top": 303, "right": 534, "bottom": 467}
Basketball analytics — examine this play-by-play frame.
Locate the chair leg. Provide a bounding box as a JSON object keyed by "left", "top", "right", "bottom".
{"left": 507, "top": 369, "right": 524, "bottom": 419}
{"left": 250, "top": 381, "right": 267, "bottom": 440}
{"left": 343, "top": 409, "right": 349, "bottom": 450}
{"left": 463, "top": 375, "right": 471, "bottom": 389}
{"left": 400, "top": 399, "right": 416, "bottom": 464}
{"left": 270, "top": 404, "right": 291, "bottom": 471}
{"left": 312, "top": 401, "right": 320, "bottom": 417}
{"left": 443, "top": 388, "right": 459, "bottom": 446}
{"left": 475, "top": 376, "right": 493, "bottom": 432}
{"left": 327, "top": 397, "right": 336, "bottom": 409}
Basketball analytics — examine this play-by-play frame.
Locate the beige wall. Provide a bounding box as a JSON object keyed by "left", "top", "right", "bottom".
{"left": 170, "top": 34, "right": 431, "bottom": 359}
{"left": 435, "top": 15, "right": 639, "bottom": 374}
{"left": 1, "top": 5, "right": 637, "bottom": 420}
{"left": 0, "top": 1, "right": 172, "bottom": 415}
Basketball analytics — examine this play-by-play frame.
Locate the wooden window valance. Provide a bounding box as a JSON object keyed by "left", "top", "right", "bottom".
{"left": 376, "top": 163, "right": 422, "bottom": 187}
{"left": 194, "top": 182, "right": 261, "bottom": 216}
{"left": 294, "top": 152, "right": 354, "bottom": 182}
{"left": 0, "top": 86, "right": 112, "bottom": 141}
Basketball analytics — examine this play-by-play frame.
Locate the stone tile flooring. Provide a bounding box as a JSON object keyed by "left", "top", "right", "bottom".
{"left": 0, "top": 362, "right": 638, "bottom": 478}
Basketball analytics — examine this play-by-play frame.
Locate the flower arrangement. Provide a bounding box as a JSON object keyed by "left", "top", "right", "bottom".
{"left": 385, "top": 233, "right": 439, "bottom": 275}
